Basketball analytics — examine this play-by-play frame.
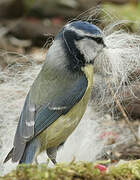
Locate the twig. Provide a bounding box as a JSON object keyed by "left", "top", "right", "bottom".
{"left": 107, "top": 82, "right": 140, "bottom": 143}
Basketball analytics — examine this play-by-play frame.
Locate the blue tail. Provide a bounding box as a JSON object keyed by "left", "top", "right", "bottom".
{"left": 19, "top": 138, "right": 40, "bottom": 164}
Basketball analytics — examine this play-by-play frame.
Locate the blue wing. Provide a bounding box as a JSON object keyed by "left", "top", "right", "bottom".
{"left": 34, "top": 74, "right": 88, "bottom": 136}
{"left": 10, "top": 73, "right": 88, "bottom": 162}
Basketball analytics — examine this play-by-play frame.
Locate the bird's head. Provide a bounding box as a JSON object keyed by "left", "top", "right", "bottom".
{"left": 58, "top": 21, "right": 105, "bottom": 72}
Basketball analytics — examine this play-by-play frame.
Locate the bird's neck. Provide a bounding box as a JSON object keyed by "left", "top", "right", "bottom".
{"left": 63, "top": 30, "right": 85, "bottom": 73}
{"left": 81, "top": 64, "right": 94, "bottom": 89}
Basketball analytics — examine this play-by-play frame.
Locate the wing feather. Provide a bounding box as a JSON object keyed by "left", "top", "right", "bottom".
{"left": 12, "top": 72, "right": 88, "bottom": 162}
{"left": 34, "top": 76, "right": 87, "bottom": 136}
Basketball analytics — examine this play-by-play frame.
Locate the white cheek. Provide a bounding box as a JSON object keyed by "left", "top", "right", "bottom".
{"left": 75, "top": 39, "right": 102, "bottom": 62}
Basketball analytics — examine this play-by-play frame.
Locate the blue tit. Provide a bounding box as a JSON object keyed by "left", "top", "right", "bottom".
{"left": 4, "top": 21, "right": 105, "bottom": 165}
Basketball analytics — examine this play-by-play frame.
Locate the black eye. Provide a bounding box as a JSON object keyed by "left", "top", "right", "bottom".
{"left": 86, "top": 36, "right": 104, "bottom": 45}
{"left": 95, "top": 37, "right": 104, "bottom": 44}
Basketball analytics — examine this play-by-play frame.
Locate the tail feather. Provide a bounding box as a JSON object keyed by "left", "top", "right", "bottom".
{"left": 3, "top": 148, "right": 14, "bottom": 163}
{"left": 19, "top": 138, "right": 39, "bottom": 164}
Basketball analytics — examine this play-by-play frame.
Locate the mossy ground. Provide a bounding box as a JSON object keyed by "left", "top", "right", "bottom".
{"left": 1, "top": 160, "right": 140, "bottom": 180}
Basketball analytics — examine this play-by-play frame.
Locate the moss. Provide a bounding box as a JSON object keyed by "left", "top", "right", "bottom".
{"left": 1, "top": 160, "right": 140, "bottom": 180}
{"left": 109, "top": 160, "right": 140, "bottom": 180}
{"left": 101, "top": 3, "right": 140, "bottom": 32}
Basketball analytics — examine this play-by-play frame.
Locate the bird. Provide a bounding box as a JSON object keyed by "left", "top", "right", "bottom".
{"left": 4, "top": 20, "right": 105, "bottom": 165}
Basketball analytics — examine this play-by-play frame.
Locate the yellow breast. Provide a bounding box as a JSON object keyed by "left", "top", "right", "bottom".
{"left": 38, "top": 64, "right": 93, "bottom": 151}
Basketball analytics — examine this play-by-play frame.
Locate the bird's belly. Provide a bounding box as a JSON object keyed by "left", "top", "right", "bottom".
{"left": 39, "top": 94, "right": 89, "bottom": 150}
{"left": 38, "top": 64, "right": 93, "bottom": 151}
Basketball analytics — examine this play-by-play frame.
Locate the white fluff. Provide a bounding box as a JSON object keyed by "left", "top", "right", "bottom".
{"left": 92, "top": 21, "right": 140, "bottom": 113}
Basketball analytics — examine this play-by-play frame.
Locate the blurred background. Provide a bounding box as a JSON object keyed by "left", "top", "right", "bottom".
{"left": 0, "top": 0, "right": 140, "bottom": 51}
{"left": 0, "top": 0, "right": 140, "bottom": 176}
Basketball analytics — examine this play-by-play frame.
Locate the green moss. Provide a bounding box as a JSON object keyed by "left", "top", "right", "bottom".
{"left": 109, "top": 160, "right": 140, "bottom": 180}
{"left": 1, "top": 160, "right": 140, "bottom": 180}
{"left": 101, "top": 3, "right": 140, "bottom": 32}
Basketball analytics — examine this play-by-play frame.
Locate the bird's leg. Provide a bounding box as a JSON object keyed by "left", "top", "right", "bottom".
{"left": 46, "top": 147, "right": 57, "bottom": 165}
{"left": 51, "top": 158, "right": 57, "bottom": 164}
{"left": 35, "top": 157, "right": 39, "bottom": 164}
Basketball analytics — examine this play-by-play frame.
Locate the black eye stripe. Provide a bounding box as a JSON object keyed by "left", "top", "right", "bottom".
{"left": 76, "top": 35, "right": 104, "bottom": 45}
{"left": 86, "top": 36, "right": 104, "bottom": 44}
